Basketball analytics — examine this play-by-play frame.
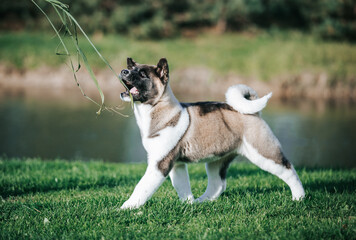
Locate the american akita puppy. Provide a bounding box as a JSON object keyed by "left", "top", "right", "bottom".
{"left": 119, "top": 57, "right": 305, "bottom": 209}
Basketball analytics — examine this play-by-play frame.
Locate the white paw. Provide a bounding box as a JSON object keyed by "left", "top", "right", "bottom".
{"left": 292, "top": 190, "right": 306, "bottom": 201}
{"left": 195, "top": 196, "right": 215, "bottom": 203}
{"left": 195, "top": 198, "right": 205, "bottom": 203}
{"left": 292, "top": 194, "right": 305, "bottom": 201}
{"left": 120, "top": 200, "right": 140, "bottom": 210}
{"left": 181, "top": 195, "right": 194, "bottom": 204}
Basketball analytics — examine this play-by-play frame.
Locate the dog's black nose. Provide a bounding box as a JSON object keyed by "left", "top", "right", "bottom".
{"left": 121, "top": 69, "right": 129, "bottom": 76}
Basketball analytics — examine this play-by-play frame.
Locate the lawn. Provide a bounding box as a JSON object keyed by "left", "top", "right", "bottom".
{"left": 0, "top": 31, "right": 355, "bottom": 81}
{"left": 1, "top": 158, "right": 355, "bottom": 239}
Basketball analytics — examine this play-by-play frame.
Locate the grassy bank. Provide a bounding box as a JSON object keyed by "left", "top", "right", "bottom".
{"left": 0, "top": 31, "right": 355, "bottom": 81}
{"left": 1, "top": 158, "right": 355, "bottom": 239}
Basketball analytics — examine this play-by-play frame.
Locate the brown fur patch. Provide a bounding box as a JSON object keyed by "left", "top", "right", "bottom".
{"left": 178, "top": 104, "right": 243, "bottom": 162}
{"left": 166, "top": 111, "right": 181, "bottom": 127}
{"left": 157, "top": 148, "right": 177, "bottom": 177}
{"left": 281, "top": 154, "right": 292, "bottom": 169}
{"left": 181, "top": 102, "right": 235, "bottom": 116}
{"left": 219, "top": 153, "right": 237, "bottom": 179}
{"left": 148, "top": 133, "right": 160, "bottom": 138}
{"left": 148, "top": 103, "right": 182, "bottom": 138}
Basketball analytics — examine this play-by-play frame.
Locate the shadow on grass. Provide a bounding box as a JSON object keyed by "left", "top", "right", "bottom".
{"left": 224, "top": 165, "right": 356, "bottom": 196}
{"left": 190, "top": 166, "right": 263, "bottom": 180}
{"left": 223, "top": 178, "right": 356, "bottom": 199}
{"left": 223, "top": 186, "right": 286, "bottom": 198}
{"left": 0, "top": 175, "right": 139, "bottom": 199}
{"left": 304, "top": 179, "right": 356, "bottom": 194}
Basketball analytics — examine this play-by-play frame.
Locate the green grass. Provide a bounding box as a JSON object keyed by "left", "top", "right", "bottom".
{"left": 1, "top": 158, "right": 355, "bottom": 239}
{"left": 0, "top": 31, "right": 356, "bottom": 81}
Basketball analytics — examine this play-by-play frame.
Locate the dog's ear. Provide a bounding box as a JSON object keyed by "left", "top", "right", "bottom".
{"left": 127, "top": 57, "right": 137, "bottom": 70}
{"left": 156, "top": 58, "right": 169, "bottom": 83}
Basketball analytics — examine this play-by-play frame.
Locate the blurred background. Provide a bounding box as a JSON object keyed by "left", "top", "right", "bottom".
{"left": 0, "top": 0, "right": 355, "bottom": 167}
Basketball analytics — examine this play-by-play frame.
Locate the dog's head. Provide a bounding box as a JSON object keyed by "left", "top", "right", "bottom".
{"left": 120, "top": 58, "right": 169, "bottom": 105}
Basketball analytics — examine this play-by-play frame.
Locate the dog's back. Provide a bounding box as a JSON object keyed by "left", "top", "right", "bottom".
{"left": 179, "top": 101, "right": 244, "bottom": 162}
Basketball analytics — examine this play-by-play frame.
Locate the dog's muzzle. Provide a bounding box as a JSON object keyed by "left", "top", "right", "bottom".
{"left": 120, "top": 69, "right": 139, "bottom": 102}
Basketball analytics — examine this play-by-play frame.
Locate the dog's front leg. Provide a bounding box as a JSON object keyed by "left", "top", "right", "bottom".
{"left": 120, "top": 164, "right": 166, "bottom": 210}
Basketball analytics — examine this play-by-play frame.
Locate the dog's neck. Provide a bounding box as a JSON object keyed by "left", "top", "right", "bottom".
{"left": 156, "top": 84, "right": 180, "bottom": 107}
{"left": 134, "top": 85, "right": 181, "bottom": 111}
{"left": 133, "top": 85, "right": 182, "bottom": 139}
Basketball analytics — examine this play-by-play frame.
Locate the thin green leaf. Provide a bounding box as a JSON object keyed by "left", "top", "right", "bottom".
{"left": 78, "top": 47, "right": 105, "bottom": 108}
{"left": 51, "top": 4, "right": 104, "bottom": 110}
{"left": 31, "top": 0, "right": 134, "bottom": 115}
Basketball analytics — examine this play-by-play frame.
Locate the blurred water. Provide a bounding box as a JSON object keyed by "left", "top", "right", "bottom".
{"left": 0, "top": 93, "right": 355, "bottom": 168}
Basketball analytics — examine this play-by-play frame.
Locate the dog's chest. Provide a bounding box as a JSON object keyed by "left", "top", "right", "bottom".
{"left": 134, "top": 103, "right": 189, "bottom": 163}
{"left": 133, "top": 104, "right": 152, "bottom": 138}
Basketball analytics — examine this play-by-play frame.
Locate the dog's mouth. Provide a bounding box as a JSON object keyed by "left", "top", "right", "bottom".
{"left": 129, "top": 86, "right": 139, "bottom": 95}
{"left": 124, "top": 82, "right": 139, "bottom": 96}
{"left": 121, "top": 80, "right": 140, "bottom": 101}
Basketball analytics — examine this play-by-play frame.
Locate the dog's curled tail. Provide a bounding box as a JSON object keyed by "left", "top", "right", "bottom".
{"left": 225, "top": 84, "right": 272, "bottom": 114}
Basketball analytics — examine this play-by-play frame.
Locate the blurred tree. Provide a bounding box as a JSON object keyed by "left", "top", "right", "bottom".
{"left": 0, "top": 0, "right": 355, "bottom": 41}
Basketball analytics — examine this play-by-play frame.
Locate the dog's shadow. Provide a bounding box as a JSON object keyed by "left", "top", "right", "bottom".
{"left": 1, "top": 175, "right": 140, "bottom": 199}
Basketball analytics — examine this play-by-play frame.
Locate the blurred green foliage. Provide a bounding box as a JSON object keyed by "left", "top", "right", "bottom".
{"left": 1, "top": 32, "right": 356, "bottom": 82}
{"left": 0, "top": 0, "right": 355, "bottom": 41}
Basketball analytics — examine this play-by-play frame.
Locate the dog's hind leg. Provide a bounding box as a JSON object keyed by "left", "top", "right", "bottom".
{"left": 196, "top": 153, "right": 237, "bottom": 202}
{"left": 238, "top": 136, "right": 305, "bottom": 200}
{"left": 169, "top": 163, "right": 194, "bottom": 202}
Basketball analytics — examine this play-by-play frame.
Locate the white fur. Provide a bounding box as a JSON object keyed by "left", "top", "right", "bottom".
{"left": 238, "top": 136, "right": 305, "bottom": 200}
{"left": 196, "top": 159, "right": 229, "bottom": 202}
{"left": 134, "top": 104, "right": 189, "bottom": 163}
{"left": 121, "top": 100, "right": 190, "bottom": 209}
{"left": 225, "top": 84, "right": 272, "bottom": 114}
{"left": 169, "top": 164, "right": 194, "bottom": 202}
{"left": 121, "top": 165, "right": 166, "bottom": 209}
{"left": 133, "top": 103, "right": 152, "bottom": 137}
{"left": 121, "top": 94, "right": 131, "bottom": 102}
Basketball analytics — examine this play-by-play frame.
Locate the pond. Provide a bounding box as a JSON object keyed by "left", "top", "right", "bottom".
{"left": 1, "top": 91, "right": 355, "bottom": 168}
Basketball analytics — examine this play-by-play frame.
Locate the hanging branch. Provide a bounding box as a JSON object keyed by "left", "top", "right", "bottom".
{"left": 31, "top": 0, "right": 133, "bottom": 116}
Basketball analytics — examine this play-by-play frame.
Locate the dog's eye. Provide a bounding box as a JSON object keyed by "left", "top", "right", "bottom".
{"left": 139, "top": 70, "right": 147, "bottom": 78}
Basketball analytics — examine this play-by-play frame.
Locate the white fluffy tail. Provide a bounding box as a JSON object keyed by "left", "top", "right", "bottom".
{"left": 225, "top": 84, "right": 272, "bottom": 114}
